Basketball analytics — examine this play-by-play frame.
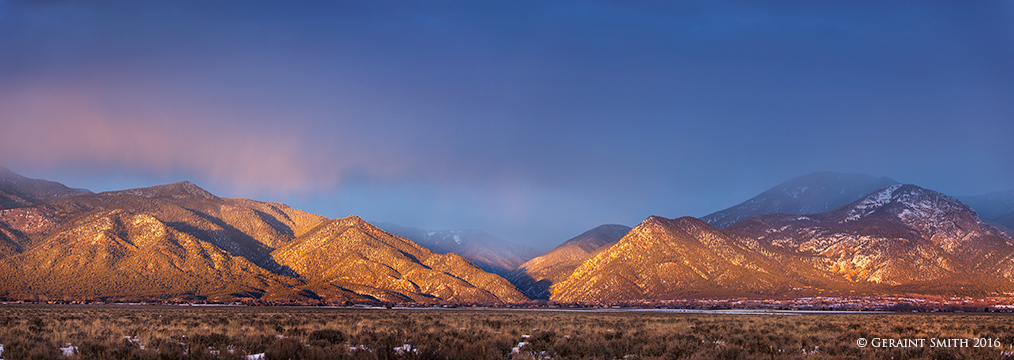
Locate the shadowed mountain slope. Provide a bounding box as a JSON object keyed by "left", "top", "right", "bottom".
{"left": 508, "top": 224, "right": 630, "bottom": 300}
{"left": 959, "top": 189, "right": 1014, "bottom": 235}
{"left": 995, "top": 213, "right": 1014, "bottom": 235}
{"left": 701, "top": 172, "right": 899, "bottom": 228}
{"left": 960, "top": 189, "right": 1014, "bottom": 220}
{"left": 0, "top": 166, "right": 91, "bottom": 209}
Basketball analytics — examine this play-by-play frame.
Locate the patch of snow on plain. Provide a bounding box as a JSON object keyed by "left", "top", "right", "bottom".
{"left": 245, "top": 353, "right": 265, "bottom": 360}
{"left": 453, "top": 234, "right": 462, "bottom": 244}
{"left": 123, "top": 336, "right": 145, "bottom": 350}
{"left": 61, "top": 345, "right": 77, "bottom": 357}
{"left": 512, "top": 342, "right": 528, "bottom": 354}
{"left": 394, "top": 344, "right": 418, "bottom": 355}
{"left": 349, "top": 345, "right": 371, "bottom": 352}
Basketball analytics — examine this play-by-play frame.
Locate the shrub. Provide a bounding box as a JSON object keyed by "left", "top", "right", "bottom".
{"left": 266, "top": 338, "right": 304, "bottom": 360}
{"left": 2, "top": 338, "right": 62, "bottom": 360}
{"left": 307, "top": 329, "right": 345, "bottom": 345}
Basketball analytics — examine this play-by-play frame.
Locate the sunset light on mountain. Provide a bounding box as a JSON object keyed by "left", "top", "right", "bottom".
{"left": 1, "top": 1, "right": 1013, "bottom": 359}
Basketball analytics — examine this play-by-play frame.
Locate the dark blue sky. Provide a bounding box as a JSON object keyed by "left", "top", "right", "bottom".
{"left": 1, "top": 1, "right": 1012, "bottom": 250}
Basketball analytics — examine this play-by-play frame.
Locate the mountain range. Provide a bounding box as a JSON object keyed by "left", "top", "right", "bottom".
{"left": 552, "top": 184, "right": 1014, "bottom": 302}
{"left": 727, "top": 185, "right": 1014, "bottom": 290}
{"left": 0, "top": 178, "right": 525, "bottom": 303}
{"left": 2, "top": 168, "right": 1013, "bottom": 304}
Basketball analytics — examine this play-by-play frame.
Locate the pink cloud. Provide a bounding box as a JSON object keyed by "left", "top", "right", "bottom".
{"left": 0, "top": 83, "right": 351, "bottom": 193}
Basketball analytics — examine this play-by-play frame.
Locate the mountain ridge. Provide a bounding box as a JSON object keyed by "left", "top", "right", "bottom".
{"left": 0, "top": 166, "right": 92, "bottom": 209}
{"left": 0, "top": 176, "right": 527, "bottom": 303}
{"left": 701, "top": 171, "right": 899, "bottom": 228}
{"left": 4, "top": 168, "right": 1013, "bottom": 304}
{"left": 553, "top": 184, "right": 1014, "bottom": 303}
{"left": 728, "top": 184, "right": 1014, "bottom": 291}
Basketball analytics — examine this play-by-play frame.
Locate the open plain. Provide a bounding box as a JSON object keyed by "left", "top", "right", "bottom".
{"left": 1, "top": 304, "right": 1013, "bottom": 359}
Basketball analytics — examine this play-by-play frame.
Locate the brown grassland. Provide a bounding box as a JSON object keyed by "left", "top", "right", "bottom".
{"left": 1, "top": 304, "right": 1013, "bottom": 359}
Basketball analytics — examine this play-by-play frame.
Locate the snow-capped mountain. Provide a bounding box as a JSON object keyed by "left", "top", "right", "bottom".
{"left": 375, "top": 223, "right": 539, "bottom": 276}
{"left": 836, "top": 184, "right": 980, "bottom": 236}
{"left": 728, "top": 184, "right": 1014, "bottom": 288}
{"left": 700, "top": 172, "right": 899, "bottom": 228}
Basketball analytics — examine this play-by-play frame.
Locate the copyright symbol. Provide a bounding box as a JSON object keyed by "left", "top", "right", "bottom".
{"left": 857, "top": 338, "right": 867, "bottom": 347}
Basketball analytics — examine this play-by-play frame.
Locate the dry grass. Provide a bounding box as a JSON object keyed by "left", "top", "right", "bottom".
{"left": 0, "top": 304, "right": 1013, "bottom": 359}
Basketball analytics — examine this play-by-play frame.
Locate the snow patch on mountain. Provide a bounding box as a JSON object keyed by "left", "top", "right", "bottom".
{"left": 843, "top": 184, "right": 903, "bottom": 222}
{"left": 841, "top": 185, "right": 982, "bottom": 238}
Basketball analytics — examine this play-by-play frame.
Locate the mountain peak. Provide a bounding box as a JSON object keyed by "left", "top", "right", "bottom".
{"left": 104, "top": 181, "right": 219, "bottom": 200}
{"left": 168, "top": 181, "right": 215, "bottom": 197}
{"left": 701, "top": 171, "right": 899, "bottom": 228}
{"left": 338, "top": 214, "right": 368, "bottom": 226}
{"left": 840, "top": 184, "right": 979, "bottom": 224}
{"left": 640, "top": 215, "right": 671, "bottom": 226}
{"left": 640, "top": 215, "right": 707, "bottom": 229}
{"left": 840, "top": 184, "right": 906, "bottom": 221}
{"left": 552, "top": 214, "right": 798, "bottom": 302}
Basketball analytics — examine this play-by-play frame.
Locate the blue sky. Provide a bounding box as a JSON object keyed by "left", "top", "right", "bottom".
{"left": 1, "top": 1, "right": 1012, "bottom": 250}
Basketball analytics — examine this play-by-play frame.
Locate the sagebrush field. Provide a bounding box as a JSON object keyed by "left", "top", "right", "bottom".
{"left": 1, "top": 304, "right": 1013, "bottom": 359}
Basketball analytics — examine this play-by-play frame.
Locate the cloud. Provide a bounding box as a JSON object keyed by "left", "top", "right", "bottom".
{"left": 0, "top": 82, "right": 345, "bottom": 193}
{"left": 2, "top": 0, "right": 1012, "bottom": 249}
